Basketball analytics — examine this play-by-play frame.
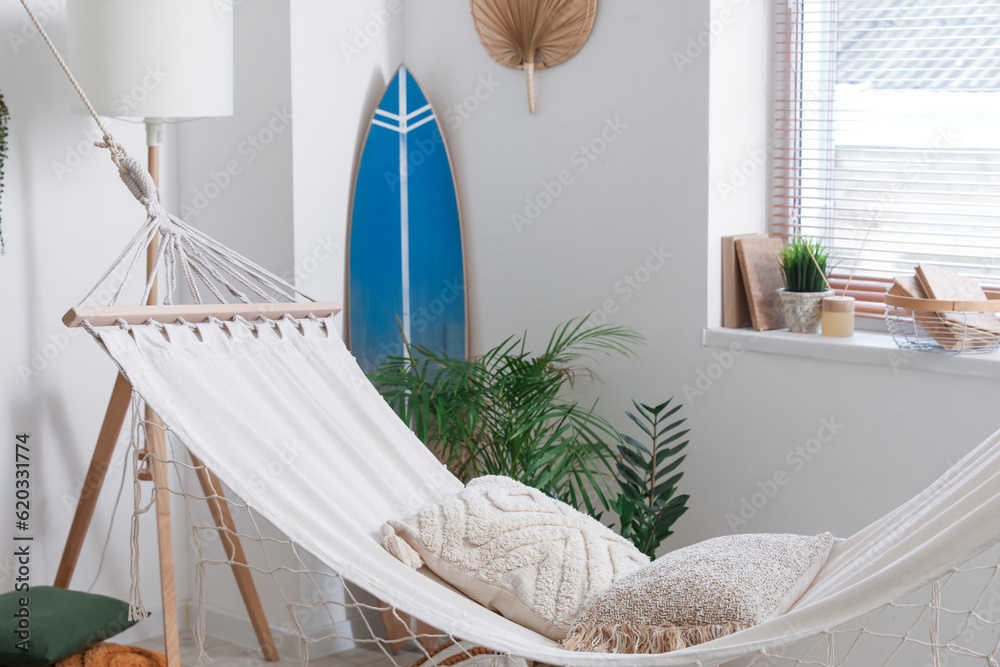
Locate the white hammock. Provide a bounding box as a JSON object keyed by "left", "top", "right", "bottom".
{"left": 86, "top": 308, "right": 1000, "bottom": 667}
{"left": 22, "top": 1, "right": 1000, "bottom": 664}
{"left": 61, "top": 165, "right": 1000, "bottom": 665}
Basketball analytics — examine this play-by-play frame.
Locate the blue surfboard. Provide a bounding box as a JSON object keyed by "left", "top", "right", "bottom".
{"left": 347, "top": 66, "right": 467, "bottom": 374}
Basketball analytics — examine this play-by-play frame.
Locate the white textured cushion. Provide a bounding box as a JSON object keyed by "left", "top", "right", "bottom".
{"left": 380, "top": 476, "right": 649, "bottom": 640}
{"left": 564, "top": 532, "right": 838, "bottom": 653}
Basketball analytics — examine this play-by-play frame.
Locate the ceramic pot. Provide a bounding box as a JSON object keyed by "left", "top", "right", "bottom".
{"left": 777, "top": 288, "right": 834, "bottom": 334}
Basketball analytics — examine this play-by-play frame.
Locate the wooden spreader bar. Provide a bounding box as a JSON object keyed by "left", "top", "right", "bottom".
{"left": 63, "top": 301, "right": 343, "bottom": 328}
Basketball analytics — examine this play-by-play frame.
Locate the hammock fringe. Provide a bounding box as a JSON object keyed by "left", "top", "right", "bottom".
{"left": 562, "top": 622, "right": 745, "bottom": 655}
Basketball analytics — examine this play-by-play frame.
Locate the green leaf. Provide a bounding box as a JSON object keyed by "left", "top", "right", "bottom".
{"left": 659, "top": 402, "right": 683, "bottom": 420}
{"left": 656, "top": 472, "right": 684, "bottom": 496}
{"left": 618, "top": 446, "right": 649, "bottom": 471}
{"left": 615, "top": 495, "right": 637, "bottom": 526}
{"left": 660, "top": 439, "right": 690, "bottom": 457}
{"left": 621, "top": 482, "right": 643, "bottom": 502}
{"left": 625, "top": 411, "right": 654, "bottom": 439}
{"left": 660, "top": 419, "right": 687, "bottom": 434}
{"left": 653, "top": 454, "right": 686, "bottom": 480}
{"left": 631, "top": 400, "right": 653, "bottom": 422}
{"left": 616, "top": 462, "right": 645, "bottom": 487}
{"left": 620, "top": 433, "right": 652, "bottom": 455}
{"left": 658, "top": 429, "right": 690, "bottom": 447}
{"left": 646, "top": 398, "right": 672, "bottom": 415}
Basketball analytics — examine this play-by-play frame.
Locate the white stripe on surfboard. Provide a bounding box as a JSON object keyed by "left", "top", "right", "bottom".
{"left": 406, "top": 103, "right": 432, "bottom": 120}
{"left": 371, "top": 115, "right": 435, "bottom": 135}
{"left": 405, "top": 114, "right": 436, "bottom": 132}
{"left": 375, "top": 108, "right": 401, "bottom": 121}
{"left": 398, "top": 68, "right": 411, "bottom": 345}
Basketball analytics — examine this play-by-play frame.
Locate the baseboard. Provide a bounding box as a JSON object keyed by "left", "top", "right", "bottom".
{"left": 193, "top": 601, "right": 385, "bottom": 660}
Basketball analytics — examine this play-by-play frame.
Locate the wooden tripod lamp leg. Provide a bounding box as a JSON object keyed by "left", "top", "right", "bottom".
{"left": 415, "top": 620, "right": 442, "bottom": 651}
{"left": 55, "top": 373, "right": 133, "bottom": 588}
{"left": 146, "top": 417, "right": 182, "bottom": 667}
{"left": 189, "top": 453, "right": 279, "bottom": 661}
{"left": 143, "top": 136, "right": 180, "bottom": 667}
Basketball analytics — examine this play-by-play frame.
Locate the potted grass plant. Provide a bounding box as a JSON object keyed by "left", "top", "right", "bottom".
{"left": 777, "top": 237, "right": 833, "bottom": 334}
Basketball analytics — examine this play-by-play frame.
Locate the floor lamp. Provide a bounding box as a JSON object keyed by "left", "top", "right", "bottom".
{"left": 58, "top": 3, "right": 277, "bottom": 664}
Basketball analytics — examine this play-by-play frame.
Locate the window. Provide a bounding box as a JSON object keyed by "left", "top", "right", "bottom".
{"left": 772, "top": 0, "right": 1000, "bottom": 318}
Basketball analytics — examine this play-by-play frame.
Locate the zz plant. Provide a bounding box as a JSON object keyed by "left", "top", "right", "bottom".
{"left": 611, "top": 398, "right": 691, "bottom": 558}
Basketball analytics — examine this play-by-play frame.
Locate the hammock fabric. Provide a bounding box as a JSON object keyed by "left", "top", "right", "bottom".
{"left": 88, "top": 311, "right": 1000, "bottom": 666}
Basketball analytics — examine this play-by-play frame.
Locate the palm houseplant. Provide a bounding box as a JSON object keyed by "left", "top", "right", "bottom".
{"left": 369, "top": 317, "right": 643, "bottom": 518}
{"left": 777, "top": 236, "right": 833, "bottom": 334}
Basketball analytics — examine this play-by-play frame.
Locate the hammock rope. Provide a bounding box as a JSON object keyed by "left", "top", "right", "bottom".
{"left": 19, "top": 0, "right": 312, "bottom": 312}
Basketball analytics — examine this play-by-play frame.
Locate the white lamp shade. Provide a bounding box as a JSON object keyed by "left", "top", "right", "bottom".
{"left": 67, "top": 0, "right": 233, "bottom": 119}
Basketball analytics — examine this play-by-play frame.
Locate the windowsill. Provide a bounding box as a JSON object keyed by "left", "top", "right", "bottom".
{"left": 703, "top": 327, "right": 1000, "bottom": 379}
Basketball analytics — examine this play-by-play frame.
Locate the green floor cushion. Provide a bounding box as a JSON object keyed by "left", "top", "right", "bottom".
{"left": 0, "top": 586, "right": 140, "bottom": 665}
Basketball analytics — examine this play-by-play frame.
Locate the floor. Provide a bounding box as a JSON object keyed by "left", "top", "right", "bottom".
{"left": 134, "top": 632, "right": 420, "bottom": 667}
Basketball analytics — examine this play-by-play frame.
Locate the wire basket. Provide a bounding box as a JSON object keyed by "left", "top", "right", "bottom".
{"left": 884, "top": 293, "right": 1000, "bottom": 353}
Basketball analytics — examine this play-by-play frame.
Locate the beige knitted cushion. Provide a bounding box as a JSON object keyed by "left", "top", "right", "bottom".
{"left": 563, "top": 532, "right": 838, "bottom": 653}
{"left": 380, "top": 476, "right": 649, "bottom": 641}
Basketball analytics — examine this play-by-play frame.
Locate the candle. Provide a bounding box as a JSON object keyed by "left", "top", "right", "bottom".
{"left": 822, "top": 296, "right": 855, "bottom": 337}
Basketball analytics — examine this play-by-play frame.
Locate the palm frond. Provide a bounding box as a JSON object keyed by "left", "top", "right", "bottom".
{"left": 469, "top": 0, "right": 597, "bottom": 112}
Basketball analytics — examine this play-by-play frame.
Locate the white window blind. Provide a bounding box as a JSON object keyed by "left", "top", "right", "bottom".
{"left": 772, "top": 0, "right": 1000, "bottom": 317}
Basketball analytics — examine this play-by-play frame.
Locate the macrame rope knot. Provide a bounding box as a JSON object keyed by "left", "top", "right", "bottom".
{"left": 140, "top": 199, "right": 171, "bottom": 231}
{"left": 95, "top": 133, "right": 128, "bottom": 171}
{"left": 117, "top": 155, "right": 159, "bottom": 206}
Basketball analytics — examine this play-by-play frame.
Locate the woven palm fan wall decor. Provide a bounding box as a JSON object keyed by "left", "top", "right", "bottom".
{"left": 470, "top": 0, "right": 597, "bottom": 113}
